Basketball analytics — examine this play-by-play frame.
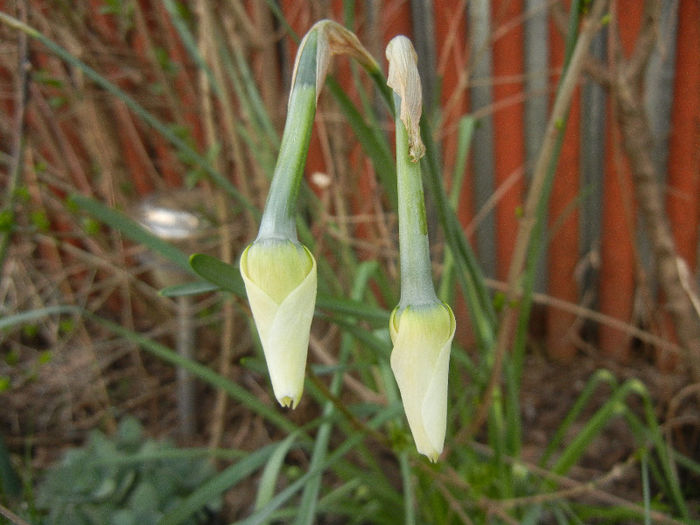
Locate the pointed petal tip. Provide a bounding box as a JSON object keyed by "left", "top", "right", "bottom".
{"left": 278, "top": 395, "right": 299, "bottom": 409}
{"left": 422, "top": 449, "right": 440, "bottom": 463}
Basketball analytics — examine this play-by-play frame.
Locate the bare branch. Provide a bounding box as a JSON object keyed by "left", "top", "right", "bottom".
{"left": 467, "top": 0, "right": 611, "bottom": 437}
{"left": 608, "top": 0, "right": 700, "bottom": 381}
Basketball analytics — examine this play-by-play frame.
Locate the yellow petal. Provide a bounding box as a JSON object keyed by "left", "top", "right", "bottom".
{"left": 242, "top": 240, "right": 313, "bottom": 304}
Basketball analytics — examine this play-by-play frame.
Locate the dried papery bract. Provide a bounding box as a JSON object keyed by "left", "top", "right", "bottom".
{"left": 386, "top": 35, "right": 455, "bottom": 461}
{"left": 386, "top": 36, "right": 425, "bottom": 162}
{"left": 241, "top": 21, "right": 380, "bottom": 409}
{"left": 292, "top": 20, "right": 380, "bottom": 104}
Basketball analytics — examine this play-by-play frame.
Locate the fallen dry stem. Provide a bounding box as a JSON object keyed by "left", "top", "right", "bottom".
{"left": 484, "top": 277, "right": 684, "bottom": 355}
{"left": 609, "top": 0, "right": 700, "bottom": 382}
{"left": 0, "top": 0, "right": 29, "bottom": 276}
{"left": 0, "top": 503, "right": 32, "bottom": 525}
{"left": 466, "top": 441, "right": 686, "bottom": 525}
{"left": 469, "top": 0, "right": 611, "bottom": 437}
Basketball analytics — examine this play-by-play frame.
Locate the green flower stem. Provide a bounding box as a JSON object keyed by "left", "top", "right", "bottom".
{"left": 258, "top": 31, "right": 318, "bottom": 241}
{"left": 394, "top": 93, "right": 438, "bottom": 308}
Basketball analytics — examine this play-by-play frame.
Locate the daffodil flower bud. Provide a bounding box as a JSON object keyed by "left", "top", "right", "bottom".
{"left": 386, "top": 35, "right": 456, "bottom": 461}
{"left": 240, "top": 239, "right": 316, "bottom": 408}
{"left": 239, "top": 21, "right": 382, "bottom": 409}
{"left": 390, "top": 302, "right": 455, "bottom": 462}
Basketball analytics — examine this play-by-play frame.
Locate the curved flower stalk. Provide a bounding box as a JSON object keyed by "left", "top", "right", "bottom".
{"left": 386, "top": 36, "right": 456, "bottom": 461}
{"left": 241, "top": 21, "right": 379, "bottom": 408}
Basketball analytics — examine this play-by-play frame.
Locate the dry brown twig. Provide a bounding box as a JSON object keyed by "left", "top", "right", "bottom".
{"left": 468, "top": 0, "right": 611, "bottom": 438}
{"left": 0, "top": 503, "right": 32, "bottom": 525}
{"left": 605, "top": 0, "right": 700, "bottom": 382}
{"left": 0, "top": 0, "right": 29, "bottom": 276}
{"left": 440, "top": 441, "right": 687, "bottom": 525}
{"left": 571, "top": 0, "right": 700, "bottom": 384}
{"left": 485, "top": 277, "right": 685, "bottom": 356}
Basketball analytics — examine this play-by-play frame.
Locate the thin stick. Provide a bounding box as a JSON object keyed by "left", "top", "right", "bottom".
{"left": 196, "top": 0, "right": 235, "bottom": 452}
{"left": 611, "top": 0, "right": 700, "bottom": 381}
{"left": 0, "top": 0, "right": 29, "bottom": 276}
{"left": 469, "top": 0, "right": 610, "bottom": 436}
{"left": 484, "top": 278, "right": 684, "bottom": 355}
{"left": 176, "top": 295, "right": 196, "bottom": 439}
{"left": 466, "top": 441, "right": 686, "bottom": 525}
{"left": 0, "top": 504, "right": 32, "bottom": 525}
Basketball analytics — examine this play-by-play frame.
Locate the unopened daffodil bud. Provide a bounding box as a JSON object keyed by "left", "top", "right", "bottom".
{"left": 386, "top": 35, "right": 456, "bottom": 461}
{"left": 240, "top": 239, "right": 317, "bottom": 408}
{"left": 390, "top": 302, "right": 455, "bottom": 462}
{"left": 239, "top": 21, "right": 384, "bottom": 409}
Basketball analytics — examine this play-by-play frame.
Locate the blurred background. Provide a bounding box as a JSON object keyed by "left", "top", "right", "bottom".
{"left": 0, "top": 1, "right": 698, "bottom": 523}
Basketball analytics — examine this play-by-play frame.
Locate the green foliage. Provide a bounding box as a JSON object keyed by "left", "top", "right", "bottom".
{"left": 0, "top": 2, "right": 698, "bottom": 524}
{"left": 0, "top": 433, "right": 21, "bottom": 499}
{"left": 30, "top": 210, "right": 50, "bottom": 232}
{"left": 35, "top": 418, "right": 220, "bottom": 525}
{"left": 0, "top": 209, "right": 14, "bottom": 232}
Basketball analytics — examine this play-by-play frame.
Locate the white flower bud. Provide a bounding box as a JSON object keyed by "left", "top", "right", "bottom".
{"left": 240, "top": 239, "right": 317, "bottom": 408}
{"left": 390, "top": 302, "right": 455, "bottom": 461}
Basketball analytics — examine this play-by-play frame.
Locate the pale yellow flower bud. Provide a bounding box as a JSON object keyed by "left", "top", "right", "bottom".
{"left": 390, "top": 302, "right": 455, "bottom": 462}
{"left": 240, "top": 239, "right": 317, "bottom": 408}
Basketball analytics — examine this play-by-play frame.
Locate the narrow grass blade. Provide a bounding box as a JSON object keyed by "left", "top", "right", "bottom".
{"left": 235, "top": 407, "right": 399, "bottom": 525}
{"left": 0, "top": 434, "right": 21, "bottom": 499}
{"left": 641, "top": 450, "right": 651, "bottom": 525}
{"left": 158, "top": 443, "right": 282, "bottom": 525}
{"left": 550, "top": 380, "right": 636, "bottom": 477}
{"left": 162, "top": 0, "right": 219, "bottom": 96}
{"left": 540, "top": 369, "right": 618, "bottom": 467}
{"left": 0, "top": 305, "right": 80, "bottom": 331}
{"left": 438, "top": 115, "right": 477, "bottom": 308}
{"left": 88, "top": 313, "right": 297, "bottom": 435}
{"left": 71, "top": 194, "right": 192, "bottom": 273}
{"left": 80, "top": 447, "right": 246, "bottom": 467}
{"left": 420, "top": 118, "right": 496, "bottom": 350}
{"left": 399, "top": 452, "right": 416, "bottom": 525}
{"left": 189, "top": 253, "right": 244, "bottom": 296}
{"left": 326, "top": 78, "right": 397, "bottom": 207}
{"left": 254, "top": 433, "right": 300, "bottom": 520}
{"left": 450, "top": 115, "right": 477, "bottom": 208}
{"left": 294, "top": 261, "right": 378, "bottom": 525}
{"left": 159, "top": 281, "right": 220, "bottom": 297}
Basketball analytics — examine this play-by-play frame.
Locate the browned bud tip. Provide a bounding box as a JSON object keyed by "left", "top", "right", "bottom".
{"left": 386, "top": 36, "right": 425, "bottom": 162}
{"left": 291, "top": 19, "right": 379, "bottom": 103}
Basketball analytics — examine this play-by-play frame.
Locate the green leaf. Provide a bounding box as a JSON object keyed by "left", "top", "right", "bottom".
{"left": 159, "top": 281, "right": 220, "bottom": 297}
{"left": 0, "top": 434, "right": 21, "bottom": 498}
{"left": 70, "top": 194, "right": 192, "bottom": 274}
{"left": 254, "top": 433, "right": 299, "bottom": 517}
{"left": 158, "top": 443, "right": 282, "bottom": 525}
{"left": 0, "top": 305, "right": 80, "bottom": 332}
{"left": 89, "top": 312, "right": 297, "bottom": 435}
{"left": 189, "top": 253, "right": 244, "bottom": 295}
